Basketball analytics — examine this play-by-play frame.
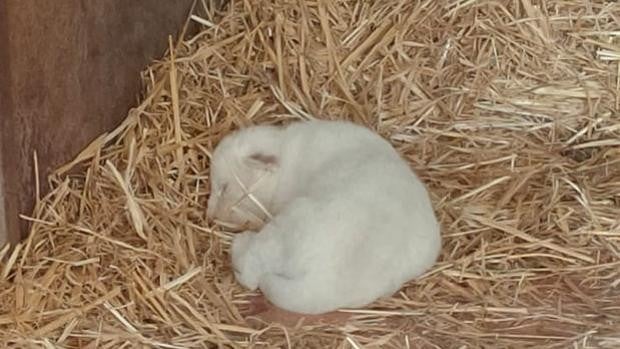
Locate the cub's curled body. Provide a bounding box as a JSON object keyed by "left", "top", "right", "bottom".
{"left": 207, "top": 120, "right": 441, "bottom": 314}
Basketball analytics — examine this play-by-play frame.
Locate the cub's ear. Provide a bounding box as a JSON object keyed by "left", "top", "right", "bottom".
{"left": 244, "top": 152, "right": 279, "bottom": 171}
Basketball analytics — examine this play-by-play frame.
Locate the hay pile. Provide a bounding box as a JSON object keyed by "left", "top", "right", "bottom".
{"left": 1, "top": 0, "right": 619, "bottom": 347}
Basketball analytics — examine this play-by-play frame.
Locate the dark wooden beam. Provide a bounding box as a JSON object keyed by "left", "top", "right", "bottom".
{"left": 0, "top": 0, "right": 195, "bottom": 246}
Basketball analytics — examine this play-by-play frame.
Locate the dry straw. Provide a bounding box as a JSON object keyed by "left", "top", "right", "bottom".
{"left": 1, "top": 0, "right": 620, "bottom": 347}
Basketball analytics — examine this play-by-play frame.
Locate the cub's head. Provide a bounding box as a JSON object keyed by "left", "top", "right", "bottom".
{"left": 207, "top": 125, "right": 283, "bottom": 230}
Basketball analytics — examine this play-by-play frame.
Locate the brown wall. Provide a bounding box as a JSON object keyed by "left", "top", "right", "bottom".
{"left": 0, "top": 0, "right": 194, "bottom": 246}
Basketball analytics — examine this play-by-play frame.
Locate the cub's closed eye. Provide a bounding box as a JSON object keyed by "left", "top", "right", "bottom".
{"left": 219, "top": 183, "right": 229, "bottom": 195}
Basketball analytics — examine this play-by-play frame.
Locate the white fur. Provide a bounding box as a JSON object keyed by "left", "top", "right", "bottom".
{"left": 207, "top": 120, "right": 441, "bottom": 314}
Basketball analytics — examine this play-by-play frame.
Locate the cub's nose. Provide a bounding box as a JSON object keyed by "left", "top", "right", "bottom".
{"left": 206, "top": 202, "right": 218, "bottom": 220}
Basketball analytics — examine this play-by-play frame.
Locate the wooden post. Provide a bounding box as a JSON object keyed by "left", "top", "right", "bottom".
{"left": 0, "top": 0, "right": 195, "bottom": 247}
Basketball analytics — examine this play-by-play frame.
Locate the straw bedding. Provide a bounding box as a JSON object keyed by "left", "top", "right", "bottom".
{"left": 1, "top": 0, "right": 619, "bottom": 347}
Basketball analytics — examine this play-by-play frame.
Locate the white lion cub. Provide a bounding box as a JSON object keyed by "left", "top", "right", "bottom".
{"left": 207, "top": 120, "right": 441, "bottom": 314}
